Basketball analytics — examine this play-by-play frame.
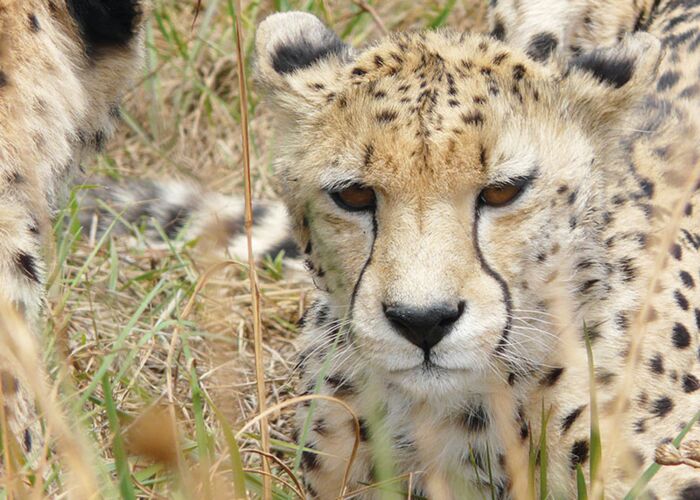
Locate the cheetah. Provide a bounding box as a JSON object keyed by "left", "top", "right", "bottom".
{"left": 0, "top": 0, "right": 146, "bottom": 459}
{"left": 249, "top": 2, "right": 700, "bottom": 498}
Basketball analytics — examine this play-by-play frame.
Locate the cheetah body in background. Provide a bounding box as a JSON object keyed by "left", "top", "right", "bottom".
{"left": 0, "top": 0, "right": 145, "bottom": 456}
{"left": 253, "top": 1, "right": 700, "bottom": 498}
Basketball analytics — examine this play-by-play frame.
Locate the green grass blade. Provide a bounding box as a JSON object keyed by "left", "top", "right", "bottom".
{"left": 624, "top": 409, "right": 700, "bottom": 499}
{"left": 428, "top": 0, "right": 457, "bottom": 29}
{"left": 583, "top": 323, "right": 602, "bottom": 495}
{"left": 101, "top": 375, "right": 137, "bottom": 500}
{"left": 204, "top": 395, "right": 248, "bottom": 499}
{"left": 576, "top": 465, "right": 588, "bottom": 500}
{"left": 539, "top": 401, "right": 551, "bottom": 500}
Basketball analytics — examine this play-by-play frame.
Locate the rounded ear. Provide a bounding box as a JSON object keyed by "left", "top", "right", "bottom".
{"left": 561, "top": 32, "right": 662, "bottom": 123}
{"left": 254, "top": 12, "right": 352, "bottom": 112}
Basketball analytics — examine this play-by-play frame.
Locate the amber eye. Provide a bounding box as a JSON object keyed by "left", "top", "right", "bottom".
{"left": 479, "top": 178, "right": 530, "bottom": 208}
{"left": 330, "top": 184, "right": 377, "bottom": 212}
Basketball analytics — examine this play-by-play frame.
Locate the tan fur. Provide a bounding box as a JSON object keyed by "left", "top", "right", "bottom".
{"left": 0, "top": 0, "right": 146, "bottom": 460}
{"left": 255, "top": 4, "right": 700, "bottom": 499}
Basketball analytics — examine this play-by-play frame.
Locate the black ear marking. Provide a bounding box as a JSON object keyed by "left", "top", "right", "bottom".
{"left": 67, "top": 0, "right": 142, "bottom": 57}
{"left": 272, "top": 33, "right": 347, "bottom": 75}
{"left": 568, "top": 50, "right": 636, "bottom": 88}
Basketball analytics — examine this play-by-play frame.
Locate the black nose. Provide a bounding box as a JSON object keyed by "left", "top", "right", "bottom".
{"left": 383, "top": 301, "right": 465, "bottom": 353}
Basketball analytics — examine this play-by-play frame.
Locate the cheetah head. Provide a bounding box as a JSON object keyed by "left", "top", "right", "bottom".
{"left": 255, "top": 13, "right": 661, "bottom": 398}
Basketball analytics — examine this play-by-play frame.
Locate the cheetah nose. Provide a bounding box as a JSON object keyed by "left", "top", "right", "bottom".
{"left": 383, "top": 301, "right": 466, "bottom": 353}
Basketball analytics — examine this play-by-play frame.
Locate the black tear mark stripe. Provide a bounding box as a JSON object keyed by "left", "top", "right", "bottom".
{"left": 349, "top": 214, "right": 378, "bottom": 317}
{"left": 473, "top": 208, "right": 512, "bottom": 353}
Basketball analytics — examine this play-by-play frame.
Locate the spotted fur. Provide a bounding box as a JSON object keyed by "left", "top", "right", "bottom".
{"left": 0, "top": 0, "right": 146, "bottom": 459}
{"left": 254, "top": 5, "right": 700, "bottom": 499}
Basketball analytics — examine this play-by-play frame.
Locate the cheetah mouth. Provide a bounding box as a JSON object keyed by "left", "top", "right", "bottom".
{"left": 387, "top": 360, "right": 471, "bottom": 375}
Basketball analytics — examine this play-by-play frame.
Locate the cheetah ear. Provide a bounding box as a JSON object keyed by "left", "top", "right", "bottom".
{"left": 562, "top": 32, "right": 662, "bottom": 119}
{"left": 254, "top": 12, "right": 352, "bottom": 112}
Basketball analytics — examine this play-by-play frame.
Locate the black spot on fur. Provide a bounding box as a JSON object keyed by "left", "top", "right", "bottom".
{"left": 679, "top": 482, "right": 700, "bottom": 500}
{"left": 570, "top": 440, "right": 589, "bottom": 469}
{"left": 649, "top": 353, "right": 664, "bottom": 374}
{"left": 67, "top": 0, "right": 142, "bottom": 57}
{"left": 569, "top": 50, "right": 635, "bottom": 88}
{"left": 461, "top": 111, "right": 484, "bottom": 126}
{"left": 358, "top": 418, "right": 370, "bottom": 441}
{"left": 491, "top": 20, "right": 506, "bottom": 41}
{"left": 561, "top": 405, "right": 586, "bottom": 433}
{"left": 680, "top": 271, "right": 695, "bottom": 288}
{"left": 541, "top": 367, "right": 565, "bottom": 386}
{"left": 512, "top": 64, "right": 526, "bottom": 81}
{"left": 265, "top": 238, "right": 300, "bottom": 260}
{"left": 325, "top": 374, "right": 354, "bottom": 396}
{"left": 615, "top": 312, "right": 629, "bottom": 331}
{"left": 651, "top": 396, "right": 673, "bottom": 418}
{"left": 492, "top": 52, "right": 508, "bottom": 65}
{"left": 527, "top": 32, "right": 558, "bottom": 61}
{"left": 674, "top": 290, "right": 689, "bottom": 310}
{"left": 670, "top": 243, "right": 682, "bottom": 260}
{"left": 363, "top": 144, "right": 374, "bottom": 167}
{"left": 519, "top": 414, "right": 529, "bottom": 441}
{"left": 683, "top": 374, "right": 699, "bottom": 393}
{"left": 376, "top": 110, "right": 398, "bottom": 123}
{"left": 672, "top": 323, "right": 691, "bottom": 349}
{"left": 657, "top": 70, "right": 680, "bottom": 91}
{"left": 462, "top": 405, "right": 489, "bottom": 432}
{"left": 16, "top": 252, "right": 41, "bottom": 282}
{"left": 0, "top": 71, "right": 8, "bottom": 88}
{"left": 301, "top": 449, "right": 319, "bottom": 470}
{"left": 28, "top": 13, "right": 41, "bottom": 32}
{"left": 23, "top": 428, "right": 32, "bottom": 452}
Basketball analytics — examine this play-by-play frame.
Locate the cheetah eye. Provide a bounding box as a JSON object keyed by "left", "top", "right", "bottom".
{"left": 479, "top": 177, "right": 530, "bottom": 208}
{"left": 330, "top": 184, "right": 377, "bottom": 212}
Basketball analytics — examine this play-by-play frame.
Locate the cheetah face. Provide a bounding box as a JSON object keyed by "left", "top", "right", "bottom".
{"left": 255, "top": 13, "right": 661, "bottom": 398}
